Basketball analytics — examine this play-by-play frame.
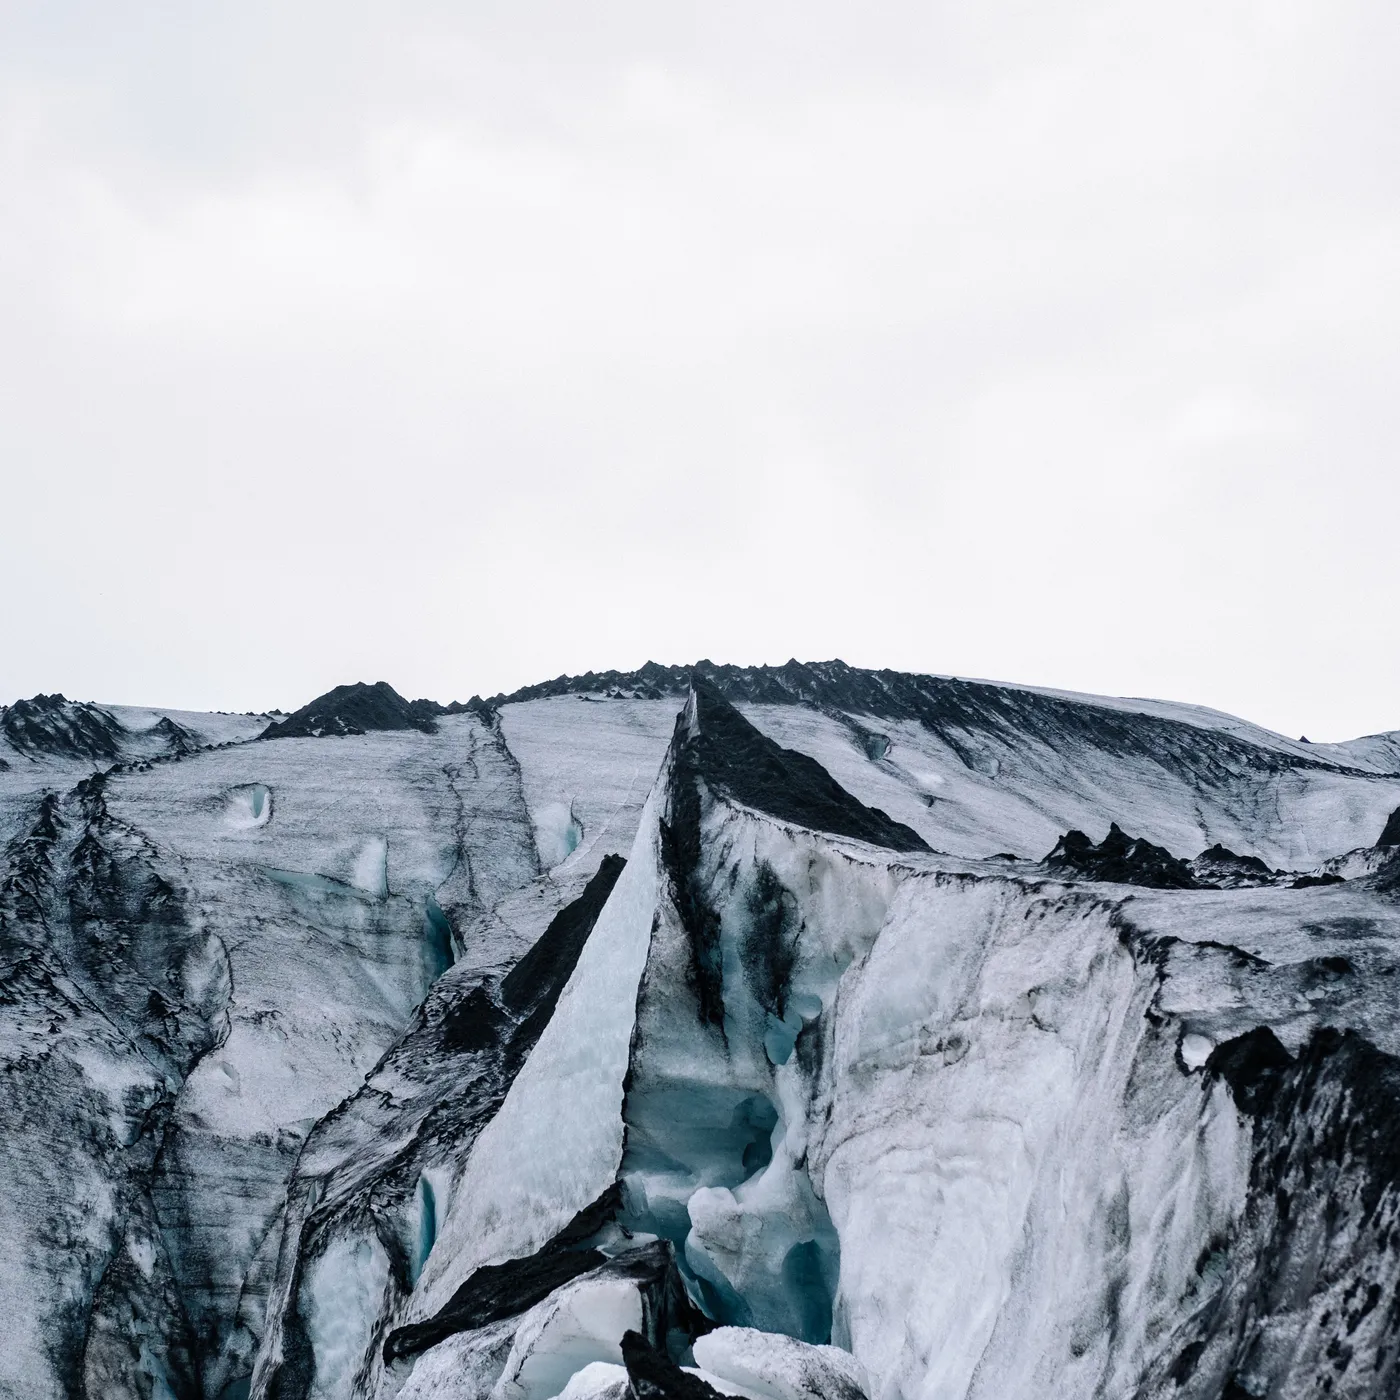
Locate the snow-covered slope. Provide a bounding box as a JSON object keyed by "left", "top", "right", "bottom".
{"left": 3, "top": 666, "right": 1400, "bottom": 1400}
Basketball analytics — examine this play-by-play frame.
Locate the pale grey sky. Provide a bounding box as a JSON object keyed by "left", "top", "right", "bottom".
{"left": 1, "top": 1, "right": 1396, "bottom": 740}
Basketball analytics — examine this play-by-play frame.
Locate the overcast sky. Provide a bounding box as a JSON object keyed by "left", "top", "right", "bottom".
{"left": 2, "top": 2, "right": 1397, "bottom": 740}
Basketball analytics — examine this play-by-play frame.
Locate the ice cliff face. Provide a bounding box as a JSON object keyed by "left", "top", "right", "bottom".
{"left": 3, "top": 667, "right": 1400, "bottom": 1400}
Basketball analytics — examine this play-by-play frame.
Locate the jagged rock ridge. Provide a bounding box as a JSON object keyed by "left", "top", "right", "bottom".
{"left": 1, "top": 692, "right": 126, "bottom": 760}
{"left": 259, "top": 681, "right": 484, "bottom": 740}
{"left": 1044, "top": 822, "right": 1202, "bottom": 889}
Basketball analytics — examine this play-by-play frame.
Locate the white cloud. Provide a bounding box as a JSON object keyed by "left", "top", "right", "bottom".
{"left": 0, "top": 0, "right": 1396, "bottom": 739}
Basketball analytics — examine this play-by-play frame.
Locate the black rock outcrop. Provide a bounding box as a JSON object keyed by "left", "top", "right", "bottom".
{"left": 1191, "top": 843, "right": 1276, "bottom": 888}
{"left": 1045, "top": 823, "right": 1201, "bottom": 890}
{"left": 622, "top": 1329, "right": 726, "bottom": 1400}
{"left": 1, "top": 693, "right": 125, "bottom": 761}
{"left": 259, "top": 682, "right": 446, "bottom": 740}
{"left": 679, "top": 679, "right": 929, "bottom": 856}
{"left": 153, "top": 715, "right": 199, "bottom": 757}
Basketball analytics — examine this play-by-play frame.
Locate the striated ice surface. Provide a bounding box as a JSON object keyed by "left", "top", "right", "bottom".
{"left": 393, "top": 1319, "right": 520, "bottom": 1400}
{"left": 6, "top": 667, "right": 1400, "bottom": 1400}
{"left": 739, "top": 700, "right": 1400, "bottom": 868}
{"left": 499, "top": 697, "right": 677, "bottom": 876}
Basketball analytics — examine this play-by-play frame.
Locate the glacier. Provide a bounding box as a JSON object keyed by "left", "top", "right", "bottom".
{"left": 3, "top": 664, "right": 1400, "bottom": 1400}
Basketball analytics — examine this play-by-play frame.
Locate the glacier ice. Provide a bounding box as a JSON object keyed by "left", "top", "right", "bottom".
{"left": 413, "top": 1175, "right": 439, "bottom": 1285}
{"left": 392, "top": 1319, "right": 520, "bottom": 1400}
{"left": 549, "top": 1360, "right": 631, "bottom": 1400}
{"left": 6, "top": 666, "right": 1400, "bottom": 1400}
{"left": 691, "top": 1326, "right": 869, "bottom": 1400}
{"left": 492, "top": 1271, "right": 643, "bottom": 1400}
{"left": 303, "top": 1235, "right": 391, "bottom": 1400}
{"left": 409, "top": 816, "right": 662, "bottom": 1316}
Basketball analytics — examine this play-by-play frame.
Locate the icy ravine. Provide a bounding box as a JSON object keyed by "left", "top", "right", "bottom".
{"left": 3, "top": 668, "right": 1400, "bottom": 1400}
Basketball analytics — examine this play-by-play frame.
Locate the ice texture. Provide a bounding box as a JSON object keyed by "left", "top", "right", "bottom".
{"left": 499, "top": 697, "right": 677, "bottom": 875}
{"left": 692, "top": 1327, "right": 869, "bottom": 1400}
{"left": 491, "top": 1272, "right": 643, "bottom": 1400}
{"left": 410, "top": 785, "right": 664, "bottom": 1315}
{"left": 7, "top": 663, "right": 1400, "bottom": 1400}
{"left": 551, "top": 1360, "right": 631, "bottom": 1400}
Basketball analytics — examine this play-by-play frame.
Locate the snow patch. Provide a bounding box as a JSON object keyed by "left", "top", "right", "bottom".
{"left": 909, "top": 770, "right": 946, "bottom": 791}
{"left": 552, "top": 1360, "right": 631, "bottom": 1400}
{"left": 693, "top": 1327, "right": 870, "bottom": 1400}
{"left": 1180, "top": 1032, "right": 1216, "bottom": 1071}
{"left": 127, "top": 1234, "right": 158, "bottom": 1280}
